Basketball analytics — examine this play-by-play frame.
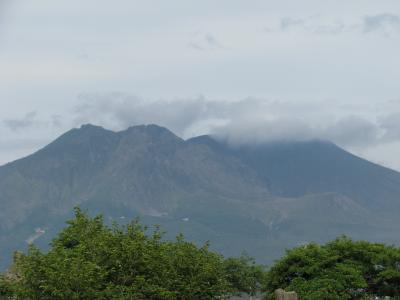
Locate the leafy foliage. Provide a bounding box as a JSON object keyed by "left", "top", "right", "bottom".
{"left": 223, "top": 255, "right": 267, "bottom": 296}
{"left": 264, "top": 236, "right": 400, "bottom": 299}
{"left": 2, "top": 208, "right": 265, "bottom": 300}
{"left": 6, "top": 208, "right": 400, "bottom": 299}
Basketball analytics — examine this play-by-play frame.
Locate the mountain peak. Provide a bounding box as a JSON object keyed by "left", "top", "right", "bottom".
{"left": 79, "top": 123, "right": 106, "bottom": 131}
{"left": 120, "top": 124, "right": 182, "bottom": 141}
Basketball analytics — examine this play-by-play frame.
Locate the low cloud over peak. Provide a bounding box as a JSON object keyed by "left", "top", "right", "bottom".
{"left": 71, "top": 93, "right": 397, "bottom": 150}
{"left": 1, "top": 93, "right": 400, "bottom": 171}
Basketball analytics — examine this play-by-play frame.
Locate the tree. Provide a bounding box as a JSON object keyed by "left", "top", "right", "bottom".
{"left": 3, "top": 208, "right": 265, "bottom": 300}
{"left": 264, "top": 236, "right": 400, "bottom": 299}
{"left": 0, "top": 275, "right": 13, "bottom": 299}
{"left": 223, "top": 254, "right": 267, "bottom": 297}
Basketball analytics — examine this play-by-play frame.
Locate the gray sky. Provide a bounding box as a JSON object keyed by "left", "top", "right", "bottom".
{"left": 1, "top": 0, "right": 400, "bottom": 170}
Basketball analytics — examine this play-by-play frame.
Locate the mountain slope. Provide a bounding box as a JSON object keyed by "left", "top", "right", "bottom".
{"left": 0, "top": 124, "right": 271, "bottom": 269}
{"left": 189, "top": 137, "right": 400, "bottom": 211}
{"left": 1, "top": 124, "right": 400, "bottom": 270}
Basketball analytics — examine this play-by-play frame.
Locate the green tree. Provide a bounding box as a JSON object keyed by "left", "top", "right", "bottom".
{"left": 0, "top": 275, "right": 13, "bottom": 299}
{"left": 3, "top": 208, "right": 265, "bottom": 300}
{"left": 264, "top": 236, "right": 400, "bottom": 299}
{"left": 223, "top": 254, "right": 267, "bottom": 297}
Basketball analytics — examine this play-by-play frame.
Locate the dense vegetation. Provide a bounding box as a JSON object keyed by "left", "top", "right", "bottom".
{"left": 2, "top": 209, "right": 400, "bottom": 299}
{"left": 0, "top": 208, "right": 265, "bottom": 300}
{"left": 264, "top": 237, "right": 400, "bottom": 299}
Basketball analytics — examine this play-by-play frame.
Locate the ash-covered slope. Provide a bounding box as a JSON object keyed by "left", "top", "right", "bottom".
{"left": 1, "top": 124, "right": 400, "bottom": 270}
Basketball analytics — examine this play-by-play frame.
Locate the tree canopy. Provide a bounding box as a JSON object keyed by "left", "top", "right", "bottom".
{"left": 3, "top": 209, "right": 400, "bottom": 300}
{"left": 1, "top": 208, "right": 265, "bottom": 300}
{"left": 264, "top": 236, "right": 400, "bottom": 299}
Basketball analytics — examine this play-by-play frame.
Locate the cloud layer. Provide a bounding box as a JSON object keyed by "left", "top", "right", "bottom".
{"left": 71, "top": 93, "right": 399, "bottom": 150}
{"left": 1, "top": 93, "right": 400, "bottom": 170}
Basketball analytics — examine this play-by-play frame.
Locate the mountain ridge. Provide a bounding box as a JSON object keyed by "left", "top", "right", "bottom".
{"left": 1, "top": 124, "right": 400, "bottom": 270}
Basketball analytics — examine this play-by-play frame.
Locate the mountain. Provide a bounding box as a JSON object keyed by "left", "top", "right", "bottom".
{"left": 191, "top": 137, "right": 400, "bottom": 211}
{"left": 1, "top": 124, "right": 400, "bottom": 270}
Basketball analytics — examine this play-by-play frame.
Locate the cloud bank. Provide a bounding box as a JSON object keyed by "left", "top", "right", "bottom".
{"left": 1, "top": 93, "right": 400, "bottom": 170}
{"left": 71, "top": 93, "right": 399, "bottom": 150}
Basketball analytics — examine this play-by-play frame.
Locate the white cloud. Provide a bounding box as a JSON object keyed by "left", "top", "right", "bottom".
{"left": 70, "top": 93, "right": 400, "bottom": 149}
{"left": 1, "top": 93, "right": 400, "bottom": 170}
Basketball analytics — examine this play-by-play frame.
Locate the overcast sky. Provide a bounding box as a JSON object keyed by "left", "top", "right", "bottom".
{"left": 1, "top": 0, "right": 400, "bottom": 170}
